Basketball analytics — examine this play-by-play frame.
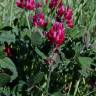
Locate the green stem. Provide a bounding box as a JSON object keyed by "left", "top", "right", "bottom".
{"left": 25, "top": 11, "right": 31, "bottom": 30}
{"left": 25, "top": 11, "right": 33, "bottom": 41}
{"left": 10, "top": 0, "right": 14, "bottom": 26}
{"left": 3, "top": 0, "right": 7, "bottom": 25}
{"left": 46, "top": 66, "right": 52, "bottom": 96}
{"left": 73, "top": 79, "right": 80, "bottom": 96}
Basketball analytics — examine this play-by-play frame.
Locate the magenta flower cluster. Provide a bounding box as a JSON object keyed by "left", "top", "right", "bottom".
{"left": 16, "top": 0, "right": 74, "bottom": 47}
{"left": 16, "top": 0, "right": 35, "bottom": 10}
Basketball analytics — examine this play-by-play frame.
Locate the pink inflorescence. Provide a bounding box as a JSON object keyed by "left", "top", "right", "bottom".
{"left": 64, "top": 7, "right": 74, "bottom": 28}
{"left": 35, "top": 2, "right": 42, "bottom": 8}
{"left": 4, "top": 47, "right": 13, "bottom": 57}
{"left": 26, "top": 0, "right": 35, "bottom": 10}
{"left": 49, "top": 0, "right": 62, "bottom": 9}
{"left": 16, "top": 0, "right": 74, "bottom": 47}
{"left": 45, "top": 0, "right": 48, "bottom": 4}
{"left": 16, "top": 0, "right": 35, "bottom": 10}
{"left": 16, "top": 0, "right": 25, "bottom": 8}
{"left": 33, "top": 12, "right": 46, "bottom": 27}
{"left": 46, "top": 22, "right": 65, "bottom": 47}
{"left": 56, "top": 4, "right": 65, "bottom": 17}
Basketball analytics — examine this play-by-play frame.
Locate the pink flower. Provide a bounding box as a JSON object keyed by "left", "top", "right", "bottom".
{"left": 56, "top": 5, "right": 65, "bottom": 16}
{"left": 16, "top": 0, "right": 35, "bottom": 10}
{"left": 66, "top": 19, "right": 74, "bottom": 28}
{"left": 4, "top": 47, "right": 13, "bottom": 57}
{"left": 25, "top": 0, "right": 35, "bottom": 10}
{"left": 49, "top": 0, "right": 62, "bottom": 9}
{"left": 35, "top": 2, "right": 42, "bottom": 8}
{"left": 16, "top": 0, "right": 25, "bottom": 8}
{"left": 64, "top": 7, "right": 74, "bottom": 28}
{"left": 46, "top": 22, "right": 65, "bottom": 46}
{"left": 33, "top": 13, "right": 46, "bottom": 27}
{"left": 45, "top": 0, "right": 48, "bottom": 4}
{"left": 64, "top": 7, "right": 73, "bottom": 20}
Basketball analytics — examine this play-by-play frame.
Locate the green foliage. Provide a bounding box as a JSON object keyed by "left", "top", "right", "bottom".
{"left": 31, "top": 31, "right": 43, "bottom": 46}
{"left": 78, "top": 57, "right": 93, "bottom": 77}
{"left": 33, "top": 72, "right": 45, "bottom": 84}
{"left": 35, "top": 47, "right": 47, "bottom": 59}
{"left": 0, "top": 73, "right": 10, "bottom": 87}
{"left": 0, "top": 0, "right": 96, "bottom": 96}
{"left": 0, "top": 57, "right": 18, "bottom": 82}
{"left": 0, "top": 31, "right": 15, "bottom": 43}
{"left": 51, "top": 91, "right": 63, "bottom": 96}
{"left": 0, "top": 49, "right": 5, "bottom": 59}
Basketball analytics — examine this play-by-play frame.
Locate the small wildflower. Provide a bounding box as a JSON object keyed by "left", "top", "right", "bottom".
{"left": 33, "top": 13, "right": 46, "bottom": 27}
{"left": 46, "top": 22, "right": 65, "bottom": 47}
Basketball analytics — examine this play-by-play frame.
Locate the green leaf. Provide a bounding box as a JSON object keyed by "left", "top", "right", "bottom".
{"left": 68, "top": 27, "right": 83, "bottom": 39}
{"left": 33, "top": 72, "right": 45, "bottom": 84}
{"left": 0, "top": 31, "right": 15, "bottom": 43}
{"left": 35, "top": 47, "right": 46, "bottom": 59}
{"left": 51, "top": 91, "right": 63, "bottom": 96}
{"left": 31, "top": 32, "right": 43, "bottom": 46}
{"left": 0, "top": 48, "right": 5, "bottom": 59}
{"left": 78, "top": 57, "right": 92, "bottom": 66}
{"left": 16, "top": 80, "right": 26, "bottom": 91}
{"left": 0, "top": 57, "right": 18, "bottom": 82}
{"left": 0, "top": 73, "right": 10, "bottom": 87}
{"left": 78, "top": 57, "right": 93, "bottom": 77}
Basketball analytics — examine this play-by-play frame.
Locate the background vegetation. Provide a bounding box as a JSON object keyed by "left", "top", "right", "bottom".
{"left": 0, "top": 0, "right": 96, "bottom": 96}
